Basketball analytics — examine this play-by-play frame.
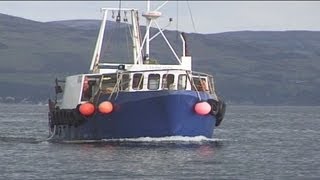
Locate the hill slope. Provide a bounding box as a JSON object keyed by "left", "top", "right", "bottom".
{"left": 1, "top": 14, "right": 320, "bottom": 105}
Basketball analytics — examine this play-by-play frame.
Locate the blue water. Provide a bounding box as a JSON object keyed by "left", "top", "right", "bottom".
{"left": 0, "top": 104, "right": 319, "bottom": 179}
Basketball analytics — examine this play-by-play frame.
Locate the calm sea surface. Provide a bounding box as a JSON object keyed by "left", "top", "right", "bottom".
{"left": 0, "top": 104, "right": 319, "bottom": 180}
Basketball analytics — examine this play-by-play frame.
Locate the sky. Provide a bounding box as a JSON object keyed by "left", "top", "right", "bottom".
{"left": 0, "top": 1, "right": 319, "bottom": 34}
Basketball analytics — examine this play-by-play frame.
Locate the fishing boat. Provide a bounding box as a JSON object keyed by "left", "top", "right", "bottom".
{"left": 47, "top": 1, "right": 226, "bottom": 141}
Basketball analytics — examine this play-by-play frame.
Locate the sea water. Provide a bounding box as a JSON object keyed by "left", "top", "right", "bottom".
{"left": 0, "top": 104, "right": 319, "bottom": 179}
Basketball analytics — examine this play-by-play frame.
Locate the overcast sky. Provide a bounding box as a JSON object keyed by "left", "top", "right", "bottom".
{"left": 0, "top": 1, "right": 319, "bottom": 34}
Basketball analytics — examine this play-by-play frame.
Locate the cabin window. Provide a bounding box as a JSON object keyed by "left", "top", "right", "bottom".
{"left": 191, "top": 77, "right": 200, "bottom": 91}
{"left": 178, "top": 74, "right": 187, "bottom": 90}
{"left": 208, "top": 76, "right": 214, "bottom": 94}
{"left": 192, "top": 77, "right": 208, "bottom": 91}
{"left": 148, "top": 74, "right": 160, "bottom": 90}
{"left": 200, "top": 78, "right": 209, "bottom": 91}
{"left": 162, "top": 74, "right": 175, "bottom": 89}
{"left": 101, "top": 74, "right": 117, "bottom": 93}
{"left": 120, "top": 74, "right": 130, "bottom": 90}
{"left": 81, "top": 76, "right": 99, "bottom": 101}
{"left": 132, "top": 73, "right": 144, "bottom": 90}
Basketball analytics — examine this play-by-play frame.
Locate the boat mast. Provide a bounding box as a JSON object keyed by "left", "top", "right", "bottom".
{"left": 89, "top": 2, "right": 186, "bottom": 70}
{"left": 141, "top": 1, "right": 182, "bottom": 64}
{"left": 90, "top": 8, "right": 142, "bottom": 69}
{"left": 90, "top": 9, "right": 108, "bottom": 73}
{"left": 131, "top": 10, "right": 143, "bottom": 64}
{"left": 145, "top": 1, "right": 151, "bottom": 62}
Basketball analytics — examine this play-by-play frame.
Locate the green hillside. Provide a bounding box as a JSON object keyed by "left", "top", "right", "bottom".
{"left": 1, "top": 14, "right": 320, "bottom": 105}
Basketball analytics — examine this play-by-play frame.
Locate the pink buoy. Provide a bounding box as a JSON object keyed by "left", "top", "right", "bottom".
{"left": 98, "top": 101, "right": 113, "bottom": 114}
{"left": 194, "top": 101, "right": 211, "bottom": 115}
{"left": 79, "top": 102, "right": 95, "bottom": 116}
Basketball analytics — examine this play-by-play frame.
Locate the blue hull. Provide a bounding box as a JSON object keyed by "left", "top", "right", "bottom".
{"left": 50, "top": 91, "right": 216, "bottom": 141}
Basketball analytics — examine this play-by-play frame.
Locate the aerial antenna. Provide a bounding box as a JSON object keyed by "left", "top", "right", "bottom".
{"left": 116, "top": 0, "right": 122, "bottom": 22}
{"left": 176, "top": 1, "right": 179, "bottom": 32}
{"left": 187, "top": 0, "right": 197, "bottom": 33}
{"left": 140, "top": 1, "right": 181, "bottom": 64}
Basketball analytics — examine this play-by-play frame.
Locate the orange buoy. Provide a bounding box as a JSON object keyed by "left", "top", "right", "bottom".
{"left": 79, "top": 102, "right": 95, "bottom": 116}
{"left": 98, "top": 101, "right": 113, "bottom": 114}
{"left": 194, "top": 101, "right": 211, "bottom": 115}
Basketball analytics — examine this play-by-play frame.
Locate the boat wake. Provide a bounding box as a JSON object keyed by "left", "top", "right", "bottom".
{"left": 0, "top": 136, "right": 41, "bottom": 144}
{"left": 0, "top": 135, "right": 229, "bottom": 146}
{"left": 60, "top": 136, "right": 228, "bottom": 145}
{"left": 104, "top": 136, "right": 225, "bottom": 142}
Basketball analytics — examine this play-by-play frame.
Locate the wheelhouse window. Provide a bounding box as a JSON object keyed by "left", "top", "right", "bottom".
{"left": 191, "top": 77, "right": 200, "bottom": 91}
{"left": 200, "top": 78, "right": 209, "bottom": 91}
{"left": 162, "top": 74, "right": 175, "bottom": 89}
{"left": 208, "top": 76, "right": 214, "bottom": 94}
{"left": 148, "top": 74, "right": 160, "bottom": 90}
{"left": 178, "top": 74, "right": 187, "bottom": 90}
{"left": 132, "top": 73, "right": 144, "bottom": 90}
{"left": 120, "top": 74, "right": 130, "bottom": 91}
{"left": 192, "top": 76, "right": 209, "bottom": 91}
{"left": 101, "top": 74, "right": 117, "bottom": 93}
{"left": 81, "top": 76, "right": 99, "bottom": 101}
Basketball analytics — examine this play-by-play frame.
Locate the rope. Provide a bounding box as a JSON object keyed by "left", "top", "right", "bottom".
{"left": 92, "top": 75, "right": 105, "bottom": 106}
{"left": 137, "top": 74, "right": 144, "bottom": 89}
{"left": 186, "top": 71, "right": 201, "bottom": 101}
{"left": 114, "top": 72, "right": 122, "bottom": 99}
{"left": 186, "top": 0, "right": 197, "bottom": 33}
{"left": 108, "top": 71, "right": 122, "bottom": 101}
{"left": 45, "top": 125, "right": 57, "bottom": 141}
{"left": 176, "top": 1, "right": 179, "bottom": 32}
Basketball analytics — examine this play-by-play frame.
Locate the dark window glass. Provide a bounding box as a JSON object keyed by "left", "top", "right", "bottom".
{"left": 132, "top": 73, "right": 144, "bottom": 90}
{"left": 148, "top": 74, "right": 160, "bottom": 90}
{"left": 178, "top": 74, "right": 187, "bottom": 90}
{"left": 162, "top": 74, "right": 175, "bottom": 89}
